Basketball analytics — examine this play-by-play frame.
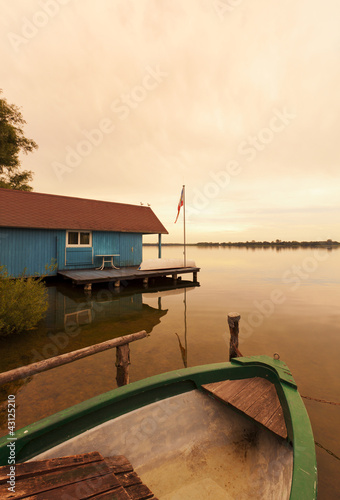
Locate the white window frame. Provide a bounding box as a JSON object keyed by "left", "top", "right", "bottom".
{"left": 66, "top": 230, "right": 92, "bottom": 248}
{"left": 64, "top": 309, "right": 92, "bottom": 327}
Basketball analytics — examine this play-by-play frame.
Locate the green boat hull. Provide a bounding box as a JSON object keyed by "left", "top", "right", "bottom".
{"left": 0, "top": 355, "right": 317, "bottom": 499}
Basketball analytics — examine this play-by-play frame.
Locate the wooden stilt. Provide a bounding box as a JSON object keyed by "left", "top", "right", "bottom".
{"left": 227, "top": 312, "right": 242, "bottom": 360}
{"left": 116, "top": 344, "right": 130, "bottom": 386}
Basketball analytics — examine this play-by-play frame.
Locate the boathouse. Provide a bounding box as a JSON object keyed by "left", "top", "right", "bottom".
{"left": 0, "top": 189, "right": 168, "bottom": 278}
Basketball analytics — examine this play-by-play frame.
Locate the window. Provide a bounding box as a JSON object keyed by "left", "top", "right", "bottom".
{"left": 68, "top": 232, "right": 79, "bottom": 245}
{"left": 80, "top": 232, "right": 90, "bottom": 245}
{"left": 66, "top": 230, "right": 92, "bottom": 247}
{"left": 64, "top": 309, "right": 92, "bottom": 327}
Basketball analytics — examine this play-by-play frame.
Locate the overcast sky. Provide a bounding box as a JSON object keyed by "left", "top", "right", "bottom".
{"left": 1, "top": 0, "right": 340, "bottom": 242}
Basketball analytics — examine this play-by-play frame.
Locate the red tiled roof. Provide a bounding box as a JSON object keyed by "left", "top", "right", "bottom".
{"left": 0, "top": 189, "right": 168, "bottom": 234}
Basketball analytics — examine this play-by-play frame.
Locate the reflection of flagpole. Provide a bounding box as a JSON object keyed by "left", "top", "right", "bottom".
{"left": 174, "top": 287, "right": 188, "bottom": 368}
{"left": 184, "top": 287, "right": 187, "bottom": 367}
{"left": 183, "top": 185, "right": 186, "bottom": 268}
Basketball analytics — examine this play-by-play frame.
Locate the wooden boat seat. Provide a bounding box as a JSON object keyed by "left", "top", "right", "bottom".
{"left": 0, "top": 451, "right": 158, "bottom": 499}
{"left": 202, "top": 376, "right": 287, "bottom": 439}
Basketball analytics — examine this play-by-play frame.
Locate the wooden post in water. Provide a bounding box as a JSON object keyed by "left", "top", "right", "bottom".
{"left": 116, "top": 344, "right": 130, "bottom": 386}
{"left": 228, "top": 312, "right": 242, "bottom": 360}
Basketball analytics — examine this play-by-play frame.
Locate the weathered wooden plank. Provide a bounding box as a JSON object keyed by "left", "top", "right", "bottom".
{"left": 125, "top": 483, "right": 154, "bottom": 500}
{"left": 93, "top": 487, "right": 133, "bottom": 500}
{"left": 200, "top": 380, "right": 227, "bottom": 393}
{"left": 202, "top": 377, "right": 287, "bottom": 439}
{"left": 0, "top": 454, "right": 156, "bottom": 500}
{"left": 24, "top": 473, "right": 121, "bottom": 499}
{"left": 57, "top": 266, "right": 200, "bottom": 285}
{"left": 246, "top": 384, "right": 280, "bottom": 420}
{"left": 202, "top": 377, "right": 255, "bottom": 400}
{"left": 104, "top": 456, "right": 134, "bottom": 474}
{"left": 228, "top": 378, "right": 274, "bottom": 411}
{"left": 116, "top": 471, "right": 142, "bottom": 488}
{"left": 263, "top": 405, "right": 287, "bottom": 438}
{"left": 0, "top": 461, "right": 114, "bottom": 499}
{"left": 0, "top": 452, "right": 102, "bottom": 482}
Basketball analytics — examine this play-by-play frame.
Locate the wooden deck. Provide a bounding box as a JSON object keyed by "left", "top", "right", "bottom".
{"left": 0, "top": 452, "right": 157, "bottom": 499}
{"left": 58, "top": 265, "right": 200, "bottom": 287}
{"left": 202, "top": 377, "right": 287, "bottom": 439}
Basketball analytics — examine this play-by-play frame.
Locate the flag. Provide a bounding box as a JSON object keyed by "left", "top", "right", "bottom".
{"left": 174, "top": 187, "right": 184, "bottom": 223}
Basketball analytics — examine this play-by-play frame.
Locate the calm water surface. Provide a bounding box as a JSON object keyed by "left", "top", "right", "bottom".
{"left": 1, "top": 246, "right": 339, "bottom": 498}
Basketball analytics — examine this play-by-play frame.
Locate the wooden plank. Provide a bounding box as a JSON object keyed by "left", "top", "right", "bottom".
{"left": 202, "top": 377, "right": 287, "bottom": 439}
{"left": 246, "top": 384, "right": 287, "bottom": 439}
{"left": 246, "top": 384, "right": 280, "bottom": 420}
{"left": 104, "top": 456, "right": 134, "bottom": 474}
{"left": 0, "top": 461, "right": 115, "bottom": 499}
{"left": 57, "top": 267, "right": 200, "bottom": 285}
{"left": 202, "top": 377, "right": 256, "bottom": 400}
{"left": 116, "top": 471, "right": 142, "bottom": 488}
{"left": 0, "top": 452, "right": 102, "bottom": 482}
{"left": 0, "top": 454, "right": 157, "bottom": 500}
{"left": 93, "top": 487, "right": 133, "bottom": 500}
{"left": 263, "top": 405, "right": 287, "bottom": 438}
{"left": 228, "top": 378, "right": 274, "bottom": 411}
{"left": 125, "top": 483, "right": 154, "bottom": 500}
{"left": 24, "top": 473, "right": 121, "bottom": 499}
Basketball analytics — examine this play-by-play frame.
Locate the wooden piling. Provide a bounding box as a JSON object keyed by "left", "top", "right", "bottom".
{"left": 116, "top": 344, "right": 130, "bottom": 387}
{"left": 228, "top": 312, "right": 242, "bottom": 360}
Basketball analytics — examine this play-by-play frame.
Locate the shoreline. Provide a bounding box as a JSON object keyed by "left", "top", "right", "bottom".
{"left": 143, "top": 240, "right": 339, "bottom": 249}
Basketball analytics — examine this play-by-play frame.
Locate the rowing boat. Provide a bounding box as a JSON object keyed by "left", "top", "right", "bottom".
{"left": 0, "top": 355, "right": 317, "bottom": 499}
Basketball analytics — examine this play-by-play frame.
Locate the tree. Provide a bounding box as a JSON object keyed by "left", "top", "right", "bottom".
{"left": 0, "top": 90, "right": 38, "bottom": 190}
{"left": 0, "top": 267, "right": 48, "bottom": 336}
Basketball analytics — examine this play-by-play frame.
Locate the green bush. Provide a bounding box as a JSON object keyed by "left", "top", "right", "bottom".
{"left": 0, "top": 267, "right": 49, "bottom": 336}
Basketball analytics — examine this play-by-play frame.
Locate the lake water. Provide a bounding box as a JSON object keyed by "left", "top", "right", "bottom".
{"left": 0, "top": 246, "right": 339, "bottom": 498}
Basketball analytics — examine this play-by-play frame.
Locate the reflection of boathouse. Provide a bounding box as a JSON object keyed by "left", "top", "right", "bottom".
{"left": 45, "top": 285, "right": 168, "bottom": 342}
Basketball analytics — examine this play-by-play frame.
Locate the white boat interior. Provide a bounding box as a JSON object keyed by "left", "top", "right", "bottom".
{"left": 32, "top": 390, "right": 293, "bottom": 500}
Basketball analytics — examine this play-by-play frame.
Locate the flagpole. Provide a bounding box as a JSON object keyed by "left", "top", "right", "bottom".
{"left": 183, "top": 184, "right": 186, "bottom": 267}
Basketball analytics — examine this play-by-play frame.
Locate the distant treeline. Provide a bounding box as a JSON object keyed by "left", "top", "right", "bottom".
{"left": 196, "top": 240, "right": 339, "bottom": 248}
{"left": 144, "top": 240, "right": 339, "bottom": 248}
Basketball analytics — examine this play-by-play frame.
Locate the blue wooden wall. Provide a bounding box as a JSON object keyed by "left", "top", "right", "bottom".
{"left": 0, "top": 228, "right": 143, "bottom": 277}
